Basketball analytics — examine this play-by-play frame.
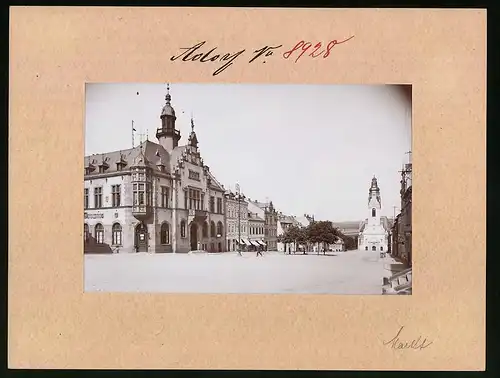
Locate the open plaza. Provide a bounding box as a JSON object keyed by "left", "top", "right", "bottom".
{"left": 84, "top": 249, "right": 403, "bottom": 294}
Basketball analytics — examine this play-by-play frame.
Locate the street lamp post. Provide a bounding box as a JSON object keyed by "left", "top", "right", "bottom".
{"left": 236, "top": 183, "right": 242, "bottom": 256}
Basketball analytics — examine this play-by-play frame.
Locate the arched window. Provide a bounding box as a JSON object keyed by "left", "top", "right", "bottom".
{"left": 210, "top": 221, "right": 216, "bottom": 237}
{"left": 180, "top": 220, "right": 186, "bottom": 238}
{"left": 95, "top": 223, "right": 104, "bottom": 244}
{"left": 372, "top": 208, "right": 376, "bottom": 217}
{"left": 112, "top": 223, "right": 122, "bottom": 245}
{"left": 202, "top": 221, "right": 208, "bottom": 238}
{"left": 161, "top": 223, "right": 170, "bottom": 244}
{"left": 84, "top": 223, "right": 89, "bottom": 243}
{"left": 217, "top": 221, "right": 223, "bottom": 236}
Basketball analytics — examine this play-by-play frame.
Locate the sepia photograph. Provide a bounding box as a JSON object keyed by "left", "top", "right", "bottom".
{"left": 84, "top": 83, "right": 412, "bottom": 294}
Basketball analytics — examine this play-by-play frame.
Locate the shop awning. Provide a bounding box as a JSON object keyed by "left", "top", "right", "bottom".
{"left": 259, "top": 240, "right": 267, "bottom": 245}
{"left": 237, "top": 239, "right": 246, "bottom": 245}
{"left": 244, "top": 239, "right": 252, "bottom": 246}
{"left": 249, "top": 240, "right": 259, "bottom": 246}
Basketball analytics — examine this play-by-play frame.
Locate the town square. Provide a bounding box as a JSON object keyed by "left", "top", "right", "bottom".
{"left": 84, "top": 83, "right": 412, "bottom": 294}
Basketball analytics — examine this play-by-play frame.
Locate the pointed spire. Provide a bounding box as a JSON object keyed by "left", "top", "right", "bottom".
{"left": 188, "top": 113, "right": 199, "bottom": 148}
{"left": 165, "top": 83, "right": 171, "bottom": 104}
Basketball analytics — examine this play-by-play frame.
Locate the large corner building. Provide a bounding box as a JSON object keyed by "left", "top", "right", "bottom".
{"left": 84, "top": 86, "right": 227, "bottom": 254}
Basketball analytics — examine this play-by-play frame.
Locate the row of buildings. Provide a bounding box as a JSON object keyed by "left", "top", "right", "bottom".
{"left": 389, "top": 155, "right": 413, "bottom": 267}
{"left": 83, "top": 86, "right": 307, "bottom": 254}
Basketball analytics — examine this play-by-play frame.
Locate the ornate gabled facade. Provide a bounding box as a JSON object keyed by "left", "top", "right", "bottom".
{"left": 358, "top": 176, "right": 389, "bottom": 252}
{"left": 246, "top": 199, "right": 278, "bottom": 251}
{"left": 84, "top": 85, "right": 226, "bottom": 254}
{"left": 276, "top": 212, "right": 300, "bottom": 253}
{"left": 224, "top": 190, "right": 249, "bottom": 252}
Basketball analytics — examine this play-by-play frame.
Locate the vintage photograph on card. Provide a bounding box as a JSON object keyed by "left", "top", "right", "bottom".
{"left": 83, "top": 83, "right": 412, "bottom": 294}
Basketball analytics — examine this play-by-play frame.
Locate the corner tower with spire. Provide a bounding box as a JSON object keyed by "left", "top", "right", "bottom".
{"left": 156, "top": 83, "right": 181, "bottom": 153}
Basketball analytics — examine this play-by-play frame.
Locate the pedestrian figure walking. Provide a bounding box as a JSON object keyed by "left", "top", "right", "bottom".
{"left": 256, "top": 248, "right": 263, "bottom": 257}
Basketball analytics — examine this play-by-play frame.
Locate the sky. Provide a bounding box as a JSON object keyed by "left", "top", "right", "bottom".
{"left": 85, "top": 83, "right": 411, "bottom": 222}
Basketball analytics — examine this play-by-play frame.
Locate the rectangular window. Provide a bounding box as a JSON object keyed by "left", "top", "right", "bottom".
{"left": 112, "top": 227, "right": 122, "bottom": 245}
{"left": 111, "top": 185, "right": 121, "bottom": 207}
{"left": 161, "top": 186, "right": 169, "bottom": 208}
{"left": 209, "top": 196, "right": 215, "bottom": 213}
{"left": 188, "top": 188, "right": 202, "bottom": 210}
{"left": 84, "top": 188, "right": 89, "bottom": 209}
{"left": 201, "top": 194, "right": 205, "bottom": 211}
{"left": 94, "top": 187, "right": 102, "bottom": 208}
{"left": 132, "top": 182, "right": 150, "bottom": 208}
{"left": 216, "top": 198, "right": 222, "bottom": 214}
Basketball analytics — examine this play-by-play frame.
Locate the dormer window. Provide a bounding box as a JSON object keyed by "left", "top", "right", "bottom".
{"left": 157, "top": 161, "right": 166, "bottom": 172}
{"left": 85, "top": 161, "right": 96, "bottom": 175}
{"left": 115, "top": 153, "right": 128, "bottom": 172}
{"left": 98, "top": 158, "right": 109, "bottom": 173}
{"left": 116, "top": 161, "right": 127, "bottom": 171}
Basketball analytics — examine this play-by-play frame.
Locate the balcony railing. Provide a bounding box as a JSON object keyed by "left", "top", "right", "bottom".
{"left": 156, "top": 128, "right": 181, "bottom": 138}
{"left": 188, "top": 209, "right": 208, "bottom": 222}
{"left": 132, "top": 204, "right": 151, "bottom": 219}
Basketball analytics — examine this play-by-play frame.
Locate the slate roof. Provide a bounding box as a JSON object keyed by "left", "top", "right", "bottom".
{"left": 85, "top": 140, "right": 173, "bottom": 175}
{"left": 358, "top": 216, "right": 393, "bottom": 233}
{"left": 359, "top": 220, "right": 367, "bottom": 233}
{"left": 332, "top": 221, "right": 362, "bottom": 230}
{"left": 248, "top": 213, "right": 265, "bottom": 222}
{"left": 278, "top": 214, "right": 295, "bottom": 224}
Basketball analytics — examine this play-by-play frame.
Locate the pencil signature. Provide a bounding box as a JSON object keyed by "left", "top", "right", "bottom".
{"left": 383, "top": 326, "right": 433, "bottom": 350}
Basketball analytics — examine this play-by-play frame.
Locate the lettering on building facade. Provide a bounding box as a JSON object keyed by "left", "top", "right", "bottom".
{"left": 84, "top": 212, "right": 105, "bottom": 219}
{"left": 188, "top": 170, "right": 200, "bottom": 181}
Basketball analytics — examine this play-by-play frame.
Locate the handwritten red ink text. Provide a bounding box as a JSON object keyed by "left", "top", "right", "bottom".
{"left": 283, "top": 36, "right": 355, "bottom": 63}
